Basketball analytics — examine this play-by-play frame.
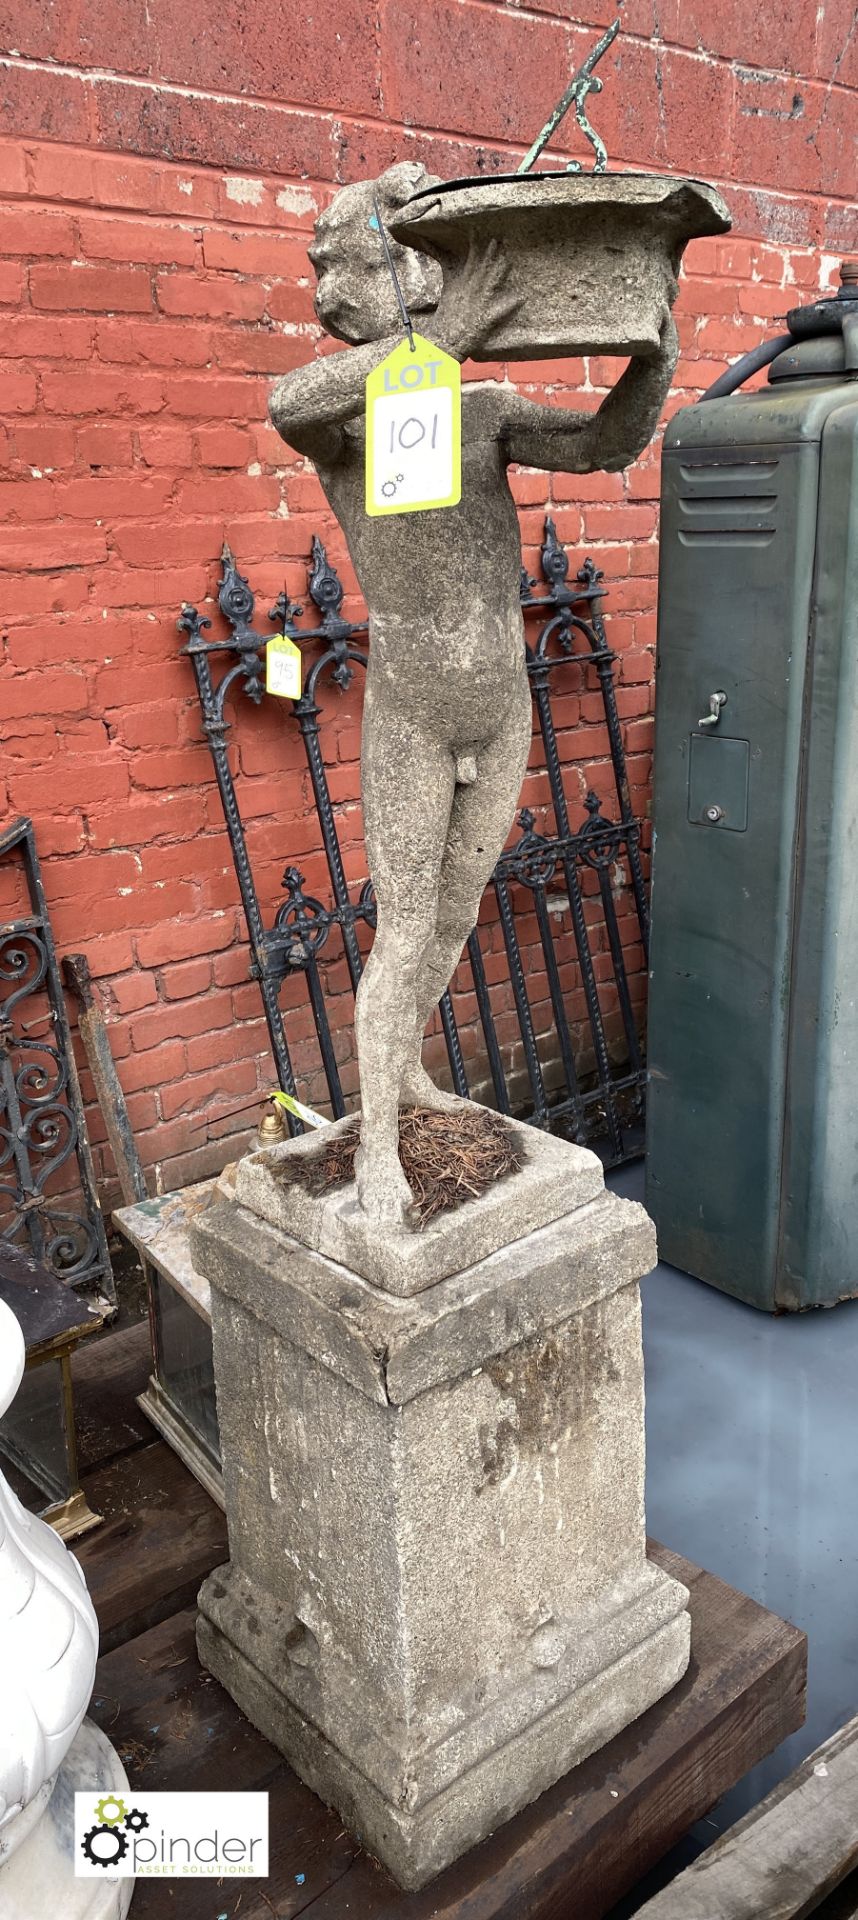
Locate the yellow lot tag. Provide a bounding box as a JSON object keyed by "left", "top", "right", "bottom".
{"left": 270, "top": 1089, "right": 328, "bottom": 1129}
{"left": 366, "top": 333, "right": 461, "bottom": 517}
{"left": 266, "top": 636, "right": 302, "bottom": 700}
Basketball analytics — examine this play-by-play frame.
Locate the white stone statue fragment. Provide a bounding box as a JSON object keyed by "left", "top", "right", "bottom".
{"left": 0, "top": 1298, "right": 134, "bottom": 1919}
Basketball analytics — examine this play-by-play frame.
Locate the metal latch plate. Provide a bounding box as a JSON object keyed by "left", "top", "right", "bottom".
{"left": 687, "top": 733, "right": 750, "bottom": 831}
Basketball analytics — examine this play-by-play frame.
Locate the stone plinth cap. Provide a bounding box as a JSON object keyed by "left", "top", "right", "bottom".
{"left": 191, "top": 1185, "right": 657, "bottom": 1406}
{"left": 232, "top": 1113, "right": 604, "bottom": 1296}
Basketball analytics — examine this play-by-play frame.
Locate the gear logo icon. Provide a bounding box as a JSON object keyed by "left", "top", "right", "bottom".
{"left": 94, "top": 1794, "right": 127, "bottom": 1826}
{"left": 124, "top": 1808, "right": 149, "bottom": 1834}
{"left": 82, "top": 1823, "right": 129, "bottom": 1869}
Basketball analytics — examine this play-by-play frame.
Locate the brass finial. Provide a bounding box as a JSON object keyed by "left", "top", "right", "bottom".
{"left": 257, "top": 1101, "right": 287, "bottom": 1146}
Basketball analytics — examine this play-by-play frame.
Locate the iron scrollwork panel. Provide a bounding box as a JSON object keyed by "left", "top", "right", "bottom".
{"left": 0, "top": 817, "right": 115, "bottom": 1301}
{"left": 180, "top": 517, "right": 650, "bottom": 1163}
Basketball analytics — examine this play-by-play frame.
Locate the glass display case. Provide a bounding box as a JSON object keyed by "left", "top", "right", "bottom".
{"left": 113, "top": 1180, "right": 223, "bottom": 1508}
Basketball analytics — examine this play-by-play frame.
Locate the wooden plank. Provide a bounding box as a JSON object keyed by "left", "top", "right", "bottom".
{"left": 77, "top": 1439, "right": 227, "bottom": 1652}
{"left": 637, "top": 1711, "right": 858, "bottom": 1919}
{"left": 90, "top": 1610, "right": 360, "bottom": 1919}
{"left": 73, "top": 1319, "right": 152, "bottom": 1472}
{"left": 64, "top": 951, "right": 149, "bottom": 1208}
{"left": 86, "top": 1543, "right": 806, "bottom": 1920}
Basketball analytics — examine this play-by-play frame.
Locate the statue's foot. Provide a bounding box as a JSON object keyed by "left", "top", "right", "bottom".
{"left": 400, "top": 1065, "right": 465, "bottom": 1114}
{"left": 354, "top": 1144, "right": 415, "bottom": 1227}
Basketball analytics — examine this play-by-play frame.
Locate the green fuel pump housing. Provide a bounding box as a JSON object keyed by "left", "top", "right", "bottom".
{"left": 646, "top": 262, "right": 858, "bottom": 1311}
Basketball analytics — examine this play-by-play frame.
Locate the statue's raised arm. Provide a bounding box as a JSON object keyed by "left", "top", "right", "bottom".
{"left": 499, "top": 312, "right": 680, "bottom": 473}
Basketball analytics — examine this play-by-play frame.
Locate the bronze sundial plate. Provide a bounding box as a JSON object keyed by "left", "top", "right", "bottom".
{"left": 390, "top": 172, "right": 731, "bottom": 362}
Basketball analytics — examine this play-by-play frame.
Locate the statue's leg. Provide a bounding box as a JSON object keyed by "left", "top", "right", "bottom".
{"left": 354, "top": 690, "right": 458, "bottom": 1223}
{"left": 401, "top": 681, "right": 532, "bottom": 1111}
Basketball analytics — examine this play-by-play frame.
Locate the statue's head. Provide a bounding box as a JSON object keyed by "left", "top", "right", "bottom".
{"left": 309, "top": 162, "right": 443, "bottom": 345}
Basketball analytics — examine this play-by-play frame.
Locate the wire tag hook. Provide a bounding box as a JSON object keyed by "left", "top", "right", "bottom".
{"left": 371, "top": 190, "right": 416, "bottom": 352}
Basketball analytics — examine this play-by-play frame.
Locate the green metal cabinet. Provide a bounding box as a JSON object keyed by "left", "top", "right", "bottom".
{"left": 646, "top": 339, "right": 858, "bottom": 1310}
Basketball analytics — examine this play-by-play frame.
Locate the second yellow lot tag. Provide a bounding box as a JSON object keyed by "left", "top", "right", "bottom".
{"left": 366, "top": 333, "right": 461, "bottom": 517}
{"left": 266, "top": 635, "right": 302, "bottom": 700}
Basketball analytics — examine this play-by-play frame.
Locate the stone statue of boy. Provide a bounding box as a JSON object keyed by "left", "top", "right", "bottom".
{"left": 270, "top": 161, "right": 678, "bottom": 1226}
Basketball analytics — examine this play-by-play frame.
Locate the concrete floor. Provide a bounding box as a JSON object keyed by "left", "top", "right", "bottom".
{"left": 605, "top": 1159, "right": 858, "bottom": 1913}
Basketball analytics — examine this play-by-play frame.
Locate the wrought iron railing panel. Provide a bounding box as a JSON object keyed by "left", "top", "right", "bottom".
{"left": 179, "top": 518, "right": 649, "bottom": 1163}
{"left": 0, "top": 817, "right": 115, "bottom": 1302}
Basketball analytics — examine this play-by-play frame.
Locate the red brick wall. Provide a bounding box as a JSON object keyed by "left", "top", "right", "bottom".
{"left": 0, "top": 3, "right": 853, "bottom": 1200}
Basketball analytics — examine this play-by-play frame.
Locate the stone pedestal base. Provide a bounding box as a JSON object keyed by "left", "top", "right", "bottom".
{"left": 199, "top": 1577, "right": 688, "bottom": 1888}
{"left": 193, "top": 1127, "right": 690, "bottom": 1891}
{"left": 0, "top": 1719, "right": 134, "bottom": 1920}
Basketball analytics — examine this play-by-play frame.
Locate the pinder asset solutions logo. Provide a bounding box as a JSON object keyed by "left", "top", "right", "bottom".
{"left": 74, "top": 1790, "right": 268, "bottom": 1879}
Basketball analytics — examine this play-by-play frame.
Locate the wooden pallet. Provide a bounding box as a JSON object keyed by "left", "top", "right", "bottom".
{"left": 74, "top": 1325, "right": 808, "bottom": 1920}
